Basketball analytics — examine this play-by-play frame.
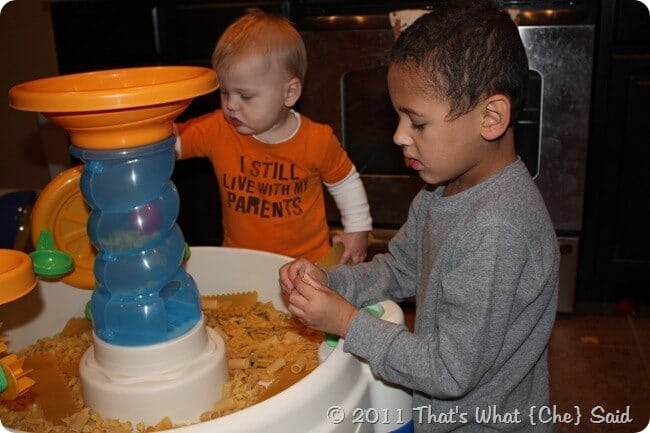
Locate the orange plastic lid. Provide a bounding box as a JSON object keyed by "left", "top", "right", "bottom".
{"left": 9, "top": 66, "right": 218, "bottom": 149}
{"left": 9, "top": 66, "right": 217, "bottom": 112}
{"left": 30, "top": 166, "right": 95, "bottom": 289}
{"left": 0, "top": 249, "right": 37, "bottom": 305}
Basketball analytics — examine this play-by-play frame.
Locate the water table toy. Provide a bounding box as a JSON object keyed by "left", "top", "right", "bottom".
{"left": 8, "top": 66, "right": 227, "bottom": 424}
{"left": 5, "top": 66, "right": 413, "bottom": 431}
{"left": 2, "top": 247, "right": 414, "bottom": 432}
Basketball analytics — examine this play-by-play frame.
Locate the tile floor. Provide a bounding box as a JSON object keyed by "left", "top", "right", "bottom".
{"left": 548, "top": 304, "right": 650, "bottom": 433}
{"left": 399, "top": 302, "right": 650, "bottom": 433}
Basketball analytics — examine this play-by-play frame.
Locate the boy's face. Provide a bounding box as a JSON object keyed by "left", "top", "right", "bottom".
{"left": 387, "top": 63, "right": 490, "bottom": 189}
{"left": 217, "top": 53, "right": 294, "bottom": 138}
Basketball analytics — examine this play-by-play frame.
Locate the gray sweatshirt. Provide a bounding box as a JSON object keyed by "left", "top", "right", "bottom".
{"left": 327, "top": 160, "right": 559, "bottom": 432}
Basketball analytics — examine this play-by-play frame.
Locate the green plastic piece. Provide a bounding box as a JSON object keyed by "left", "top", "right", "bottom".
{"left": 363, "top": 303, "right": 385, "bottom": 319}
{"left": 29, "top": 230, "right": 74, "bottom": 278}
{"left": 183, "top": 242, "right": 191, "bottom": 262}
{"left": 325, "top": 333, "right": 339, "bottom": 347}
{"left": 0, "top": 368, "right": 7, "bottom": 393}
{"left": 325, "top": 303, "right": 385, "bottom": 347}
{"left": 85, "top": 300, "right": 93, "bottom": 321}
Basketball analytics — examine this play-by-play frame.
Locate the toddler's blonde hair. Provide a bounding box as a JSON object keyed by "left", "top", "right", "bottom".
{"left": 212, "top": 10, "right": 307, "bottom": 83}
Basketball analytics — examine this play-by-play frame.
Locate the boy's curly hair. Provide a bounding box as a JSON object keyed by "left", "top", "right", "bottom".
{"left": 212, "top": 10, "right": 307, "bottom": 83}
{"left": 391, "top": 0, "right": 528, "bottom": 123}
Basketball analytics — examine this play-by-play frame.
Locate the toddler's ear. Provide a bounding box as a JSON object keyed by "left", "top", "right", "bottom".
{"left": 284, "top": 77, "right": 302, "bottom": 108}
{"left": 480, "top": 95, "right": 511, "bottom": 141}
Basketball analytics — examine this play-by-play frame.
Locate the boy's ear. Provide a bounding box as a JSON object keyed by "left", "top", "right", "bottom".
{"left": 480, "top": 95, "right": 511, "bottom": 141}
{"left": 284, "top": 77, "right": 302, "bottom": 107}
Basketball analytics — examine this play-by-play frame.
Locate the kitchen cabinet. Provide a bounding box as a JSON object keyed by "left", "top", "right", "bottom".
{"left": 580, "top": 0, "right": 650, "bottom": 305}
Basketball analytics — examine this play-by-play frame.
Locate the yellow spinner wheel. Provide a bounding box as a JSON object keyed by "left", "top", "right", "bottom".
{"left": 31, "top": 166, "right": 95, "bottom": 289}
{"left": 0, "top": 351, "right": 35, "bottom": 400}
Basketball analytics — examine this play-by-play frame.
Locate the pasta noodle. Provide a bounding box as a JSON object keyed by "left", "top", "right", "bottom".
{"left": 228, "top": 358, "right": 251, "bottom": 370}
{"left": 212, "top": 396, "right": 238, "bottom": 414}
{"left": 290, "top": 356, "right": 307, "bottom": 374}
{"left": 282, "top": 331, "right": 303, "bottom": 344}
{"left": 200, "top": 298, "right": 220, "bottom": 310}
{"left": 0, "top": 293, "right": 324, "bottom": 432}
{"left": 222, "top": 381, "right": 233, "bottom": 399}
{"left": 265, "top": 358, "right": 287, "bottom": 375}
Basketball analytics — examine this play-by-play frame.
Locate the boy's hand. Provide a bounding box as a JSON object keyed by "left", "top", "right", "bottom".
{"left": 332, "top": 231, "right": 369, "bottom": 264}
{"left": 279, "top": 258, "right": 327, "bottom": 295}
{"left": 287, "top": 272, "right": 358, "bottom": 337}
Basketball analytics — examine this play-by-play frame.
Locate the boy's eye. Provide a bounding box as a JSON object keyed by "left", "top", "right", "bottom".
{"left": 240, "top": 94, "right": 253, "bottom": 101}
{"left": 411, "top": 122, "right": 426, "bottom": 131}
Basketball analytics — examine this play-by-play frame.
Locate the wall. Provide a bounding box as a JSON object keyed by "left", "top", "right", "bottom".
{"left": 0, "top": 0, "right": 69, "bottom": 191}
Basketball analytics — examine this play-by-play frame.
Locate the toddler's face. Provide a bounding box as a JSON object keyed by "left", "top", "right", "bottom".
{"left": 387, "top": 63, "right": 487, "bottom": 188}
{"left": 217, "top": 54, "right": 293, "bottom": 139}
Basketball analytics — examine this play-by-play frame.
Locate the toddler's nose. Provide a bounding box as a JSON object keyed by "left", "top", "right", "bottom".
{"left": 223, "top": 96, "right": 238, "bottom": 112}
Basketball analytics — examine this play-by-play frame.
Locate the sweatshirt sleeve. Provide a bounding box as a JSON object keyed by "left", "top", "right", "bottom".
{"left": 342, "top": 222, "right": 534, "bottom": 399}
{"left": 325, "top": 188, "right": 429, "bottom": 306}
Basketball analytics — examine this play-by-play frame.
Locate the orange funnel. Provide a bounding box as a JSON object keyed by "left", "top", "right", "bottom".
{"left": 9, "top": 66, "right": 218, "bottom": 149}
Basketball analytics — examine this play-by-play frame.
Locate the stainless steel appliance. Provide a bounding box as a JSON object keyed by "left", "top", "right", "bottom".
{"left": 293, "top": 1, "right": 596, "bottom": 312}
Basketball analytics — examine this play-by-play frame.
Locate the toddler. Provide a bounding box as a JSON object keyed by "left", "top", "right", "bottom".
{"left": 175, "top": 11, "right": 372, "bottom": 264}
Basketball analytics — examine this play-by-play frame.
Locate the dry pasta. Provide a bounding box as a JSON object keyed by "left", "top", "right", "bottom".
{"left": 290, "top": 356, "right": 308, "bottom": 374}
{"left": 228, "top": 358, "right": 251, "bottom": 370}
{"left": 265, "top": 358, "right": 287, "bottom": 375}
{"left": 0, "top": 294, "right": 324, "bottom": 432}
{"left": 282, "top": 331, "right": 303, "bottom": 344}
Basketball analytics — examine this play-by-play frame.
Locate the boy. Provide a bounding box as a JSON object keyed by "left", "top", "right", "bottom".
{"left": 175, "top": 11, "right": 372, "bottom": 264}
{"left": 279, "top": 0, "right": 560, "bottom": 431}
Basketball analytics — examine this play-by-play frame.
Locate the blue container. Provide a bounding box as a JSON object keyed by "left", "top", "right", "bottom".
{"left": 71, "top": 137, "right": 201, "bottom": 346}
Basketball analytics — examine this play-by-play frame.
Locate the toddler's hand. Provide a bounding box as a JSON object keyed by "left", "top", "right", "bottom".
{"left": 332, "top": 231, "right": 369, "bottom": 264}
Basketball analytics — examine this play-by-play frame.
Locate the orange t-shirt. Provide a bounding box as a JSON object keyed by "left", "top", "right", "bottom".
{"left": 177, "top": 110, "right": 353, "bottom": 261}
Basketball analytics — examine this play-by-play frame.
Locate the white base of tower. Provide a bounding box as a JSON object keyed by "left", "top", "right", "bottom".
{"left": 79, "top": 316, "right": 227, "bottom": 426}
